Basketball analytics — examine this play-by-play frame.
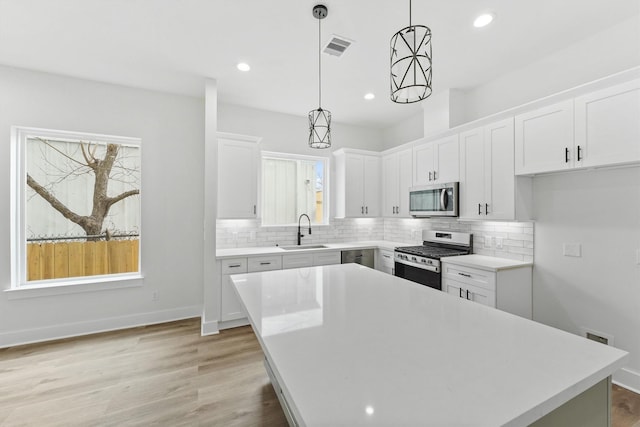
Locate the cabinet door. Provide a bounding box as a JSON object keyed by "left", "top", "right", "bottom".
{"left": 382, "top": 153, "right": 399, "bottom": 217}
{"left": 313, "top": 251, "right": 341, "bottom": 266}
{"left": 413, "top": 142, "right": 435, "bottom": 186}
{"left": 434, "top": 135, "right": 460, "bottom": 183}
{"left": 344, "top": 154, "right": 366, "bottom": 217}
{"left": 463, "top": 282, "right": 496, "bottom": 308}
{"left": 218, "top": 139, "right": 258, "bottom": 218}
{"left": 459, "top": 127, "right": 485, "bottom": 219}
{"left": 443, "top": 279, "right": 464, "bottom": 299}
{"left": 377, "top": 249, "right": 395, "bottom": 275}
{"left": 363, "top": 155, "right": 381, "bottom": 216}
{"left": 575, "top": 79, "right": 640, "bottom": 168}
{"left": 397, "top": 149, "right": 413, "bottom": 216}
{"left": 514, "top": 100, "right": 574, "bottom": 175}
{"left": 282, "top": 254, "right": 313, "bottom": 269}
{"left": 485, "top": 118, "right": 515, "bottom": 220}
{"left": 221, "top": 275, "right": 247, "bottom": 321}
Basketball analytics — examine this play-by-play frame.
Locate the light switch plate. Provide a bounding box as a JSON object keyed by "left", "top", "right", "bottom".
{"left": 563, "top": 243, "right": 582, "bottom": 257}
{"left": 495, "top": 237, "right": 504, "bottom": 250}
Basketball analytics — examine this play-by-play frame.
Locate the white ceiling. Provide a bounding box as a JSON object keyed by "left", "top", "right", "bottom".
{"left": 0, "top": 0, "right": 638, "bottom": 129}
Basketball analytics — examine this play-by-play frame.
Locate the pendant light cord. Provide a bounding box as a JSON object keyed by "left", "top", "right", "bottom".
{"left": 318, "top": 14, "right": 322, "bottom": 109}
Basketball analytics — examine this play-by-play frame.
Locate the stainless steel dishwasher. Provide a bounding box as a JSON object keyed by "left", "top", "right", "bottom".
{"left": 341, "top": 249, "right": 375, "bottom": 268}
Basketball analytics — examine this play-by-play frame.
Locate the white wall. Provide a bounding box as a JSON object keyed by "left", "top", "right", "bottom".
{"left": 461, "top": 16, "right": 640, "bottom": 123}
{"left": 533, "top": 167, "right": 640, "bottom": 391}
{"left": 0, "top": 65, "right": 205, "bottom": 346}
{"left": 380, "top": 112, "right": 423, "bottom": 151}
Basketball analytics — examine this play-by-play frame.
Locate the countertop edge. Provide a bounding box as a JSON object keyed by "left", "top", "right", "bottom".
{"left": 216, "top": 240, "right": 406, "bottom": 259}
{"left": 441, "top": 254, "right": 533, "bottom": 272}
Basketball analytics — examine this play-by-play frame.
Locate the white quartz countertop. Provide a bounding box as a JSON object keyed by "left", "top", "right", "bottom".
{"left": 441, "top": 254, "right": 533, "bottom": 271}
{"left": 216, "top": 240, "right": 405, "bottom": 259}
{"left": 231, "top": 264, "right": 628, "bottom": 427}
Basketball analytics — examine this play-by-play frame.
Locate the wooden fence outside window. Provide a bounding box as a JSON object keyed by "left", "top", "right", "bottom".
{"left": 27, "top": 239, "right": 139, "bottom": 281}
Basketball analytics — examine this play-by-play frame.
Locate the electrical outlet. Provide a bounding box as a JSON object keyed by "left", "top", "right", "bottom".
{"left": 563, "top": 243, "right": 581, "bottom": 257}
{"left": 484, "top": 235, "right": 492, "bottom": 248}
{"left": 152, "top": 291, "right": 159, "bottom": 301}
{"left": 495, "top": 237, "right": 503, "bottom": 250}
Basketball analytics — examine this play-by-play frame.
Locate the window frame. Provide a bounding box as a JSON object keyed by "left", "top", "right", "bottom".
{"left": 9, "top": 126, "right": 143, "bottom": 292}
{"left": 260, "top": 151, "right": 330, "bottom": 227}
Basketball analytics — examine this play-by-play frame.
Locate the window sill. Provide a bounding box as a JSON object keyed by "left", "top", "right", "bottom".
{"left": 4, "top": 274, "right": 144, "bottom": 300}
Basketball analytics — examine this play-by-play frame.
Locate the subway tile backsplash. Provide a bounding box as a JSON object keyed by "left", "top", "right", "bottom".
{"left": 217, "top": 218, "right": 534, "bottom": 262}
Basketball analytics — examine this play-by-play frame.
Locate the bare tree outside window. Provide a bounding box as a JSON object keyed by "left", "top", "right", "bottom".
{"left": 23, "top": 133, "right": 141, "bottom": 282}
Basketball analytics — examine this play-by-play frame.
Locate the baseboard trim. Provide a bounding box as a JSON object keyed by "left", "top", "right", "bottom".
{"left": 0, "top": 305, "right": 202, "bottom": 348}
{"left": 219, "top": 318, "right": 250, "bottom": 330}
{"left": 613, "top": 367, "right": 640, "bottom": 394}
{"left": 201, "top": 319, "right": 219, "bottom": 336}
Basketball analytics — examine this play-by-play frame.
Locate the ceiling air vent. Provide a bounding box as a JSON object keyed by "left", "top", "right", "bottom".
{"left": 323, "top": 34, "right": 354, "bottom": 57}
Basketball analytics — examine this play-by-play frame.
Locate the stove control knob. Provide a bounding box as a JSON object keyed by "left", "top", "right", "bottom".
{"left": 421, "top": 259, "right": 426, "bottom": 263}
{"left": 411, "top": 257, "right": 417, "bottom": 261}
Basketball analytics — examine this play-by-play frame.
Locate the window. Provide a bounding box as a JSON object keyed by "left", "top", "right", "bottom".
{"left": 261, "top": 152, "right": 328, "bottom": 225}
{"left": 11, "top": 127, "right": 141, "bottom": 288}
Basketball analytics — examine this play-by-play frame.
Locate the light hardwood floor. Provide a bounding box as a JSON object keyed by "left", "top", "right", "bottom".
{"left": 0, "top": 318, "right": 638, "bottom": 426}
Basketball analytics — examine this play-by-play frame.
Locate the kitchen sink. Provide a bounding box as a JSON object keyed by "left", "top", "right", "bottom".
{"left": 279, "top": 244, "right": 328, "bottom": 250}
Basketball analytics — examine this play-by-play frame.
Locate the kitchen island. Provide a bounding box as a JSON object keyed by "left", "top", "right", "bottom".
{"left": 230, "top": 263, "right": 628, "bottom": 426}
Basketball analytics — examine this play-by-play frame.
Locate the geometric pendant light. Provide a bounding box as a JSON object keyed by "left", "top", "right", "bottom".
{"left": 390, "top": 0, "right": 432, "bottom": 103}
{"left": 309, "top": 4, "right": 331, "bottom": 149}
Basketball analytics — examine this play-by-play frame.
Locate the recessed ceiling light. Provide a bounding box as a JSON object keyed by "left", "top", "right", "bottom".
{"left": 236, "top": 62, "right": 251, "bottom": 72}
{"left": 364, "top": 93, "right": 375, "bottom": 100}
{"left": 473, "top": 13, "right": 494, "bottom": 28}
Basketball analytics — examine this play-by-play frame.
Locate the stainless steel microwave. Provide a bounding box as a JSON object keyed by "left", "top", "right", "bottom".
{"left": 409, "top": 182, "right": 459, "bottom": 217}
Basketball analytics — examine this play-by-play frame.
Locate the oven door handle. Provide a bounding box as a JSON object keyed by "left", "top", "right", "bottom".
{"left": 440, "top": 188, "right": 448, "bottom": 211}
{"left": 393, "top": 256, "right": 439, "bottom": 273}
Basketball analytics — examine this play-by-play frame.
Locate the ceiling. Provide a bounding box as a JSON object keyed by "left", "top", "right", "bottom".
{"left": 0, "top": 0, "right": 638, "bottom": 129}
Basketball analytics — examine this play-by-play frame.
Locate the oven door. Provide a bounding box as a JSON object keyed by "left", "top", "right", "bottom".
{"left": 394, "top": 262, "right": 441, "bottom": 290}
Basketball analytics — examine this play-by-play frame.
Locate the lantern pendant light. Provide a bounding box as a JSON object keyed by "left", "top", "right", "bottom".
{"left": 390, "top": 0, "right": 432, "bottom": 103}
{"left": 309, "top": 4, "right": 331, "bottom": 149}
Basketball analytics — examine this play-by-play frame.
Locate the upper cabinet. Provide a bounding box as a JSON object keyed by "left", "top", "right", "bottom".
{"left": 382, "top": 148, "right": 412, "bottom": 217}
{"left": 574, "top": 79, "right": 640, "bottom": 168}
{"left": 460, "top": 118, "right": 531, "bottom": 221}
{"left": 218, "top": 135, "right": 259, "bottom": 219}
{"left": 514, "top": 100, "right": 575, "bottom": 175}
{"left": 334, "top": 149, "right": 381, "bottom": 218}
{"left": 515, "top": 78, "right": 640, "bottom": 175}
{"left": 413, "top": 135, "right": 459, "bottom": 186}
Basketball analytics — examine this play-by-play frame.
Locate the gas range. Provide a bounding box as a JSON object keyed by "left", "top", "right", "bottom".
{"left": 394, "top": 230, "right": 473, "bottom": 275}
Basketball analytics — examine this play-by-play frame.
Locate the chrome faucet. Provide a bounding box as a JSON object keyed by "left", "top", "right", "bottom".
{"left": 297, "top": 214, "right": 312, "bottom": 245}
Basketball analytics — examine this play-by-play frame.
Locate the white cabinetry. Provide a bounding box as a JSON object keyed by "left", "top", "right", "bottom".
{"left": 382, "top": 148, "right": 412, "bottom": 217}
{"left": 218, "top": 135, "right": 259, "bottom": 218}
{"left": 334, "top": 149, "right": 380, "bottom": 217}
{"left": 248, "top": 255, "right": 282, "bottom": 272}
{"left": 413, "top": 135, "right": 459, "bottom": 186}
{"left": 574, "top": 79, "right": 640, "bottom": 168}
{"left": 377, "top": 249, "right": 395, "bottom": 275}
{"left": 220, "top": 258, "right": 248, "bottom": 322}
{"left": 514, "top": 100, "right": 575, "bottom": 175}
{"left": 442, "top": 261, "right": 532, "bottom": 319}
{"left": 460, "top": 118, "right": 531, "bottom": 220}
{"left": 313, "top": 251, "right": 341, "bottom": 266}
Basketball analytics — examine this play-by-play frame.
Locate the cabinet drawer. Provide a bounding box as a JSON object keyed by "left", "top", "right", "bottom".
{"left": 442, "top": 263, "right": 496, "bottom": 291}
{"left": 283, "top": 254, "right": 313, "bottom": 269}
{"left": 248, "top": 255, "right": 283, "bottom": 272}
{"left": 313, "top": 251, "right": 341, "bottom": 266}
{"left": 443, "top": 277, "right": 496, "bottom": 308}
{"left": 221, "top": 258, "right": 248, "bottom": 275}
{"left": 378, "top": 250, "right": 394, "bottom": 268}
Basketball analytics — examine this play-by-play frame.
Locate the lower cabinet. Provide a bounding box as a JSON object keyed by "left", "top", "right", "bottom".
{"left": 376, "top": 249, "right": 395, "bottom": 275}
{"left": 219, "top": 251, "right": 341, "bottom": 328}
{"left": 441, "top": 262, "right": 532, "bottom": 319}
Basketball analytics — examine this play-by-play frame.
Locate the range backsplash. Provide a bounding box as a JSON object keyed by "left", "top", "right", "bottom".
{"left": 217, "top": 217, "right": 533, "bottom": 262}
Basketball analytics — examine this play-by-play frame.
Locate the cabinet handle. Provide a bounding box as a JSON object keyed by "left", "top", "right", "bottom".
{"left": 366, "top": 206, "right": 368, "bottom": 214}
{"left": 485, "top": 203, "right": 489, "bottom": 215}
{"left": 361, "top": 206, "right": 364, "bottom": 214}
{"left": 577, "top": 145, "right": 582, "bottom": 161}
{"left": 428, "top": 171, "right": 432, "bottom": 181}
{"left": 433, "top": 170, "right": 437, "bottom": 180}
{"left": 565, "top": 147, "right": 569, "bottom": 163}
{"left": 229, "top": 264, "right": 241, "bottom": 268}
{"left": 459, "top": 288, "right": 464, "bottom": 298}
{"left": 478, "top": 203, "right": 482, "bottom": 215}
{"left": 458, "top": 272, "right": 472, "bottom": 278}
{"left": 253, "top": 205, "right": 256, "bottom": 215}
{"left": 466, "top": 290, "right": 471, "bottom": 300}
{"left": 396, "top": 206, "right": 399, "bottom": 214}
{"left": 383, "top": 254, "right": 391, "bottom": 258}
{"left": 260, "top": 262, "right": 271, "bottom": 265}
